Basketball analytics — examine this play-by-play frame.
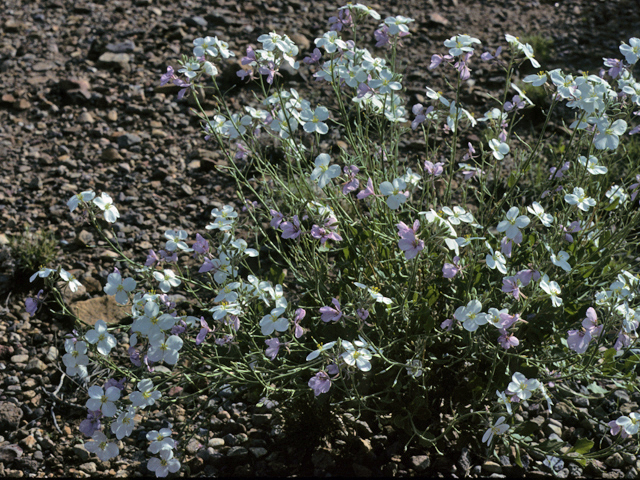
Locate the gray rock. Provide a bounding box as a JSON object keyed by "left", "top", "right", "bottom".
{"left": 614, "top": 390, "right": 631, "bottom": 403}
{"left": 105, "top": 40, "right": 135, "bottom": 53}
{"left": 208, "top": 438, "right": 224, "bottom": 448}
{"left": 73, "top": 444, "right": 89, "bottom": 461}
{"left": 186, "top": 16, "right": 208, "bottom": 27}
{"left": 0, "top": 444, "right": 23, "bottom": 462}
{"left": 0, "top": 401, "right": 23, "bottom": 431}
{"left": 458, "top": 447, "right": 472, "bottom": 473}
{"left": 483, "top": 461, "right": 502, "bottom": 474}
{"left": 97, "top": 52, "right": 131, "bottom": 70}
{"left": 222, "top": 433, "right": 237, "bottom": 446}
{"left": 117, "top": 133, "right": 142, "bottom": 148}
{"left": 606, "top": 453, "right": 625, "bottom": 468}
{"left": 249, "top": 447, "right": 267, "bottom": 458}
{"left": 185, "top": 438, "right": 202, "bottom": 455}
{"left": 226, "top": 446, "right": 248, "bottom": 458}
{"left": 625, "top": 467, "right": 638, "bottom": 479}
{"left": 26, "top": 358, "right": 47, "bottom": 373}
{"left": 410, "top": 455, "right": 431, "bottom": 471}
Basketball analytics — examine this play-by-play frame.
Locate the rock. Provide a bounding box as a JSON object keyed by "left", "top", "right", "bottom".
{"left": 78, "top": 112, "right": 94, "bottom": 123}
{"left": 0, "top": 402, "right": 23, "bottom": 431}
{"left": 105, "top": 40, "right": 136, "bottom": 53}
{"left": 101, "top": 147, "right": 124, "bottom": 162}
{"left": 10, "top": 354, "right": 29, "bottom": 364}
{"left": 226, "top": 446, "right": 248, "bottom": 458}
{"left": 75, "top": 230, "right": 95, "bottom": 246}
{"left": 69, "top": 296, "right": 130, "bottom": 326}
{"left": 116, "top": 133, "right": 142, "bottom": 148}
{"left": 208, "top": 438, "right": 225, "bottom": 448}
{"left": 181, "top": 184, "right": 194, "bottom": 195}
{"left": 606, "top": 453, "right": 625, "bottom": 468}
{"left": 289, "top": 33, "right": 311, "bottom": 50}
{"left": 311, "top": 449, "right": 335, "bottom": 470}
{"left": 250, "top": 447, "right": 267, "bottom": 458}
{"left": 186, "top": 438, "right": 202, "bottom": 455}
{"left": 353, "top": 464, "right": 372, "bottom": 476}
{"left": 428, "top": 12, "right": 449, "bottom": 26}
{"left": 410, "top": 455, "right": 431, "bottom": 471}
{"left": 107, "top": 110, "right": 118, "bottom": 122}
{"left": 483, "top": 461, "right": 503, "bottom": 474}
{"left": 19, "top": 435, "right": 37, "bottom": 450}
{"left": 13, "top": 99, "right": 31, "bottom": 110}
{"left": 0, "top": 444, "right": 23, "bottom": 462}
{"left": 97, "top": 52, "right": 131, "bottom": 71}
{"left": 458, "top": 447, "right": 471, "bottom": 474}
{"left": 25, "top": 358, "right": 48, "bottom": 373}
{"left": 79, "top": 462, "right": 97, "bottom": 474}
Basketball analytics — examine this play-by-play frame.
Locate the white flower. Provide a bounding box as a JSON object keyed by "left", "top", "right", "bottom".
{"left": 147, "top": 428, "right": 175, "bottom": 454}
{"left": 505, "top": 34, "right": 540, "bottom": 68}
{"left": 384, "top": 15, "right": 414, "bottom": 35}
{"left": 340, "top": 3, "right": 381, "bottom": 20}
{"left": 527, "top": 202, "right": 553, "bottom": 227}
{"left": 59, "top": 268, "right": 83, "bottom": 293}
{"left": 314, "top": 31, "right": 347, "bottom": 53}
{"left": 147, "top": 333, "right": 183, "bottom": 365}
{"left": 164, "top": 230, "right": 191, "bottom": 252}
{"left": 230, "top": 239, "right": 259, "bottom": 258}
{"left": 401, "top": 168, "right": 422, "bottom": 188}
{"left": 620, "top": 37, "right": 640, "bottom": 65}
{"left": 523, "top": 72, "right": 547, "bottom": 87}
{"left": 593, "top": 118, "right": 627, "bottom": 150}
{"left": 616, "top": 413, "right": 640, "bottom": 435}
{"left": 214, "top": 282, "right": 241, "bottom": 304}
{"left": 578, "top": 155, "right": 607, "bottom": 175}
{"left": 86, "top": 385, "right": 120, "bottom": 417}
{"left": 487, "top": 308, "right": 508, "bottom": 329}
{"left": 444, "top": 34, "right": 481, "bottom": 57}
{"left": 306, "top": 341, "right": 337, "bottom": 361}
{"left": 129, "top": 379, "right": 161, "bottom": 409}
{"left": 486, "top": 243, "right": 507, "bottom": 274}
{"left": 104, "top": 272, "right": 136, "bottom": 305}
{"left": 379, "top": 178, "right": 408, "bottom": 210}
{"left": 507, "top": 372, "right": 539, "bottom": 400}
{"left": 564, "top": 187, "right": 596, "bottom": 212}
{"left": 85, "top": 431, "right": 119, "bottom": 462}
{"left": 606, "top": 185, "right": 629, "bottom": 207}
{"left": 406, "top": 359, "right": 423, "bottom": 378}
{"left": 193, "top": 36, "right": 218, "bottom": 58}
{"left": 301, "top": 106, "right": 330, "bottom": 134}
{"left": 211, "top": 205, "right": 238, "bottom": 221}
{"left": 454, "top": 299, "right": 489, "bottom": 332}
{"left": 369, "top": 69, "right": 402, "bottom": 94}
{"left": 489, "top": 138, "right": 510, "bottom": 160}
{"left": 85, "top": 320, "right": 117, "bottom": 355}
{"left": 496, "top": 207, "right": 530, "bottom": 240}
{"left": 341, "top": 339, "right": 373, "bottom": 372}
{"left": 442, "top": 206, "right": 473, "bottom": 225}
{"left": 62, "top": 339, "right": 90, "bottom": 377}
{"left": 550, "top": 249, "right": 572, "bottom": 272}
{"left": 148, "top": 448, "right": 181, "bottom": 477}
{"left": 178, "top": 61, "right": 200, "bottom": 79}
{"left": 310, "top": 153, "right": 341, "bottom": 188}
{"left": 67, "top": 190, "right": 95, "bottom": 212}
{"left": 210, "top": 301, "right": 242, "bottom": 320}
{"left": 353, "top": 282, "right": 393, "bottom": 305}
{"left": 29, "top": 267, "right": 54, "bottom": 283}
{"left": 111, "top": 407, "right": 136, "bottom": 440}
{"left": 93, "top": 193, "right": 120, "bottom": 223}
{"left": 482, "top": 416, "right": 509, "bottom": 446}
{"left": 259, "top": 307, "right": 288, "bottom": 335}
{"left": 540, "top": 274, "right": 563, "bottom": 307}
{"left": 153, "top": 269, "right": 181, "bottom": 293}
{"left": 496, "top": 390, "right": 513, "bottom": 415}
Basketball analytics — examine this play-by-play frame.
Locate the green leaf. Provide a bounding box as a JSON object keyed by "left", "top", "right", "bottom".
{"left": 514, "top": 444, "right": 523, "bottom": 468}
{"left": 343, "top": 247, "right": 350, "bottom": 260}
{"left": 507, "top": 172, "right": 518, "bottom": 188}
{"left": 539, "top": 437, "right": 563, "bottom": 451}
{"left": 586, "top": 382, "right": 608, "bottom": 395}
{"left": 568, "top": 438, "right": 593, "bottom": 454}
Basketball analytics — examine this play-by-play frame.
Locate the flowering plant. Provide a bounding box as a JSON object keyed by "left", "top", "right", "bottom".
{"left": 31, "top": 3, "right": 640, "bottom": 475}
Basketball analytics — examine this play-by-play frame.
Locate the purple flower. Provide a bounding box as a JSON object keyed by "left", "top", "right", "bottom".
{"left": 145, "top": 249, "right": 159, "bottom": 267}
{"left": 310, "top": 217, "right": 343, "bottom": 245}
{"left": 504, "top": 95, "right": 525, "bottom": 112}
{"left": 356, "top": 82, "right": 375, "bottom": 99}
{"left": 79, "top": 410, "right": 102, "bottom": 437}
{"left": 443, "top": 256, "right": 463, "bottom": 279}
{"left": 193, "top": 234, "right": 209, "bottom": 255}
{"left": 309, "top": 370, "right": 332, "bottom": 396}
{"left": 356, "top": 308, "right": 369, "bottom": 321}
{"left": 281, "top": 215, "right": 302, "bottom": 240}
{"left": 171, "top": 319, "right": 187, "bottom": 335}
{"left": 441, "top": 318, "right": 454, "bottom": 331}
{"left": 615, "top": 332, "right": 631, "bottom": 351}
{"left": 235, "top": 142, "right": 249, "bottom": 161}
{"left": 499, "top": 312, "right": 520, "bottom": 330}
{"left": 454, "top": 52, "right": 472, "bottom": 80}
{"left": 374, "top": 26, "right": 390, "bottom": 47}
{"left": 502, "top": 276, "right": 523, "bottom": 300}
{"left": 515, "top": 269, "right": 539, "bottom": 287}
{"left": 498, "top": 332, "right": 519, "bottom": 350}
{"left": 548, "top": 161, "right": 570, "bottom": 180}
{"left": 562, "top": 221, "right": 581, "bottom": 243}
{"left": 303, "top": 48, "right": 322, "bottom": 65}
{"left": 225, "top": 315, "right": 240, "bottom": 332}
{"left": 357, "top": 177, "right": 376, "bottom": 200}
{"left": 199, "top": 257, "right": 218, "bottom": 274}
{"left": 105, "top": 378, "right": 126, "bottom": 391}
{"left": 397, "top": 220, "right": 424, "bottom": 260}
{"left": 173, "top": 77, "right": 191, "bottom": 100}
{"left": 481, "top": 46, "right": 502, "bottom": 62}
{"left": 159, "top": 250, "right": 178, "bottom": 263}
{"left": 265, "top": 338, "right": 281, "bottom": 360}
{"left": 160, "top": 66, "right": 176, "bottom": 86}
{"left": 424, "top": 160, "right": 444, "bottom": 176}
{"left": 320, "top": 298, "right": 342, "bottom": 323}
{"left": 603, "top": 58, "right": 624, "bottom": 79}
{"left": 25, "top": 289, "right": 44, "bottom": 316}
{"left": 342, "top": 165, "right": 360, "bottom": 194}
{"left": 259, "top": 61, "right": 280, "bottom": 85}
{"left": 328, "top": 9, "right": 352, "bottom": 32}
{"left": 462, "top": 142, "right": 477, "bottom": 162}
{"left": 293, "top": 308, "right": 306, "bottom": 338}
{"left": 241, "top": 46, "right": 256, "bottom": 66}
{"left": 567, "top": 329, "right": 591, "bottom": 354}
{"left": 270, "top": 209, "right": 285, "bottom": 229}
{"left": 128, "top": 346, "right": 141, "bottom": 367}
{"left": 429, "top": 54, "right": 446, "bottom": 70}
{"left": 196, "top": 317, "right": 211, "bottom": 346}
{"left": 411, "top": 103, "right": 433, "bottom": 130}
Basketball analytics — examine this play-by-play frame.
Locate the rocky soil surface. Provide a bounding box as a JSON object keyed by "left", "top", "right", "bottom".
{"left": 1, "top": 0, "right": 640, "bottom": 477}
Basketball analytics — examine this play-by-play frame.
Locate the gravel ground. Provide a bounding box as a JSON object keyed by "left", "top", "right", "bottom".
{"left": 2, "top": 0, "right": 640, "bottom": 477}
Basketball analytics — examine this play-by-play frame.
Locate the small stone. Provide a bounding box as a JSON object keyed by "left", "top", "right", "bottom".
{"left": 249, "top": 447, "right": 267, "bottom": 458}
{"left": 44, "top": 346, "right": 59, "bottom": 363}
{"left": 187, "top": 160, "right": 201, "bottom": 170}
{"left": 97, "top": 52, "right": 131, "bottom": 70}
{"left": 622, "top": 452, "right": 636, "bottom": 464}
{"left": 79, "top": 462, "right": 97, "bottom": 474}
{"left": 73, "top": 444, "right": 89, "bottom": 461}
{"left": 75, "top": 230, "right": 95, "bottom": 246}
{"left": 208, "top": 438, "right": 225, "bottom": 448}
{"left": 13, "top": 99, "right": 31, "bottom": 110}
{"left": 69, "top": 296, "right": 130, "bottom": 326}
{"left": 11, "top": 354, "right": 29, "bottom": 364}
{"left": 606, "top": 453, "right": 625, "bottom": 468}
{"left": 410, "top": 455, "right": 431, "bottom": 472}
{"left": 116, "top": 133, "right": 142, "bottom": 148}
{"left": 78, "top": 112, "right": 94, "bottom": 123}
{"left": 614, "top": 390, "right": 631, "bottom": 403}
{"left": 483, "top": 461, "right": 503, "bottom": 474}
{"left": 429, "top": 12, "right": 449, "bottom": 25}
{"left": 181, "top": 184, "right": 194, "bottom": 196}
{"left": 573, "top": 396, "right": 589, "bottom": 407}
{"left": 186, "top": 438, "right": 202, "bottom": 455}
{"left": 226, "top": 446, "right": 248, "bottom": 458}
{"left": 0, "top": 444, "right": 23, "bottom": 462}
{"left": 0, "top": 402, "right": 23, "bottom": 431}
{"left": 26, "top": 358, "right": 48, "bottom": 374}
{"left": 19, "top": 435, "right": 37, "bottom": 450}
{"left": 107, "top": 110, "right": 118, "bottom": 121}
{"left": 101, "top": 147, "right": 124, "bottom": 162}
